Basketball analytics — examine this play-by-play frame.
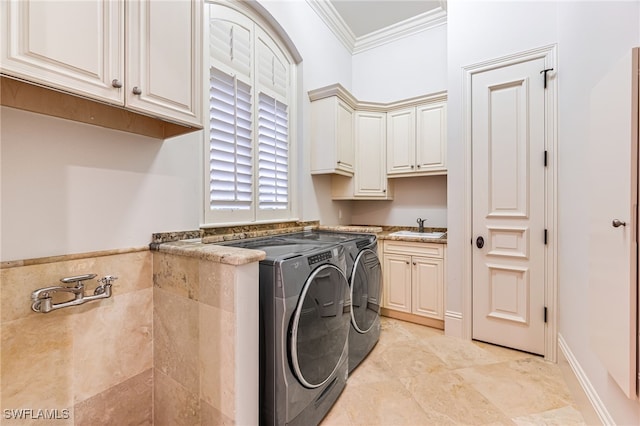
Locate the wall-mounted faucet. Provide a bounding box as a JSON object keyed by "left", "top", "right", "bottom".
{"left": 416, "top": 217, "right": 427, "bottom": 233}
{"left": 31, "top": 274, "right": 117, "bottom": 313}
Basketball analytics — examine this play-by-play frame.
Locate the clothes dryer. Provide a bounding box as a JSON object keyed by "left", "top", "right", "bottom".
{"left": 221, "top": 236, "right": 350, "bottom": 426}
{"left": 282, "top": 231, "right": 382, "bottom": 372}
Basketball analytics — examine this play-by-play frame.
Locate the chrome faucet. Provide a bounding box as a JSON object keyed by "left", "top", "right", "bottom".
{"left": 31, "top": 274, "right": 117, "bottom": 313}
{"left": 416, "top": 217, "right": 427, "bottom": 233}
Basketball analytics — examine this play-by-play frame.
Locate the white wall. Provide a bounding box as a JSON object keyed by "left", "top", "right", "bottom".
{"left": 447, "top": 1, "right": 640, "bottom": 424}
{"left": 351, "top": 176, "right": 447, "bottom": 227}
{"left": 352, "top": 24, "right": 447, "bottom": 102}
{"left": 0, "top": 107, "right": 202, "bottom": 261}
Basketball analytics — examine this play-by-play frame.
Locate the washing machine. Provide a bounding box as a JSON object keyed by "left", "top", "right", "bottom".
{"left": 221, "top": 236, "right": 350, "bottom": 426}
{"left": 282, "top": 230, "right": 382, "bottom": 372}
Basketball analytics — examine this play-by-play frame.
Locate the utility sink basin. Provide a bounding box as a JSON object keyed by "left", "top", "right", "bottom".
{"left": 389, "top": 231, "right": 446, "bottom": 239}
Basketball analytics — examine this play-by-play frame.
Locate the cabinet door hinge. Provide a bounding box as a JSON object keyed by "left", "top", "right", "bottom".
{"left": 544, "top": 229, "right": 548, "bottom": 245}
{"left": 544, "top": 307, "right": 548, "bottom": 323}
{"left": 544, "top": 150, "right": 548, "bottom": 167}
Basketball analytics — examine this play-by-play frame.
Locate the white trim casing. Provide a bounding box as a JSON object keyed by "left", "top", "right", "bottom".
{"left": 461, "top": 45, "right": 558, "bottom": 361}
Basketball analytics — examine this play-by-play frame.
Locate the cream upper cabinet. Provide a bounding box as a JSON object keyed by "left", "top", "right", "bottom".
{"left": 1, "top": 0, "right": 202, "bottom": 128}
{"left": 382, "top": 240, "right": 445, "bottom": 321}
{"left": 1, "top": 0, "right": 123, "bottom": 104}
{"left": 416, "top": 102, "right": 447, "bottom": 173}
{"left": 386, "top": 107, "right": 416, "bottom": 174}
{"left": 331, "top": 110, "right": 394, "bottom": 200}
{"left": 387, "top": 96, "right": 447, "bottom": 177}
{"left": 354, "top": 111, "right": 389, "bottom": 198}
{"left": 126, "top": 0, "right": 202, "bottom": 127}
{"left": 310, "top": 86, "right": 356, "bottom": 177}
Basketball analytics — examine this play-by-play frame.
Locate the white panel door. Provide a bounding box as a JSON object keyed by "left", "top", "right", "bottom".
{"left": 383, "top": 254, "right": 412, "bottom": 313}
{"left": 355, "top": 111, "right": 387, "bottom": 197}
{"left": 587, "top": 49, "right": 638, "bottom": 398}
{"left": 0, "top": 0, "right": 123, "bottom": 103}
{"left": 472, "top": 57, "right": 546, "bottom": 355}
{"left": 126, "top": 0, "right": 202, "bottom": 127}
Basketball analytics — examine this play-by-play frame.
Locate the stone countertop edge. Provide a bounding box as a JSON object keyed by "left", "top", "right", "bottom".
{"left": 318, "top": 225, "right": 447, "bottom": 244}
{"left": 319, "top": 225, "right": 384, "bottom": 233}
{"left": 377, "top": 231, "right": 447, "bottom": 244}
{"left": 150, "top": 239, "right": 266, "bottom": 266}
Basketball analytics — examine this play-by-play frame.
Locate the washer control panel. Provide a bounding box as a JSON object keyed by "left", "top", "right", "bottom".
{"left": 308, "top": 251, "right": 331, "bottom": 265}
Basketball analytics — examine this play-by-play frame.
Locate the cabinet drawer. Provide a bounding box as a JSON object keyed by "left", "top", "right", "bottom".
{"left": 383, "top": 240, "right": 444, "bottom": 258}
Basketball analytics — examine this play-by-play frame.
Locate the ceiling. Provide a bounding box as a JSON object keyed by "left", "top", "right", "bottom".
{"left": 329, "top": 0, "right": 444, "bottom": 38}
{"left": 308, "top": 0, "right": 447, "bottom": 54}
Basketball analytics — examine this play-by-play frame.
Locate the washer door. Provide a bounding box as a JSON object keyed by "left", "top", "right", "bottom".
{"left": 290, "top": 264, "right": 350, "bottom": 389}
{"left": 350, "top": 249, "right": 382, "bottom": 333}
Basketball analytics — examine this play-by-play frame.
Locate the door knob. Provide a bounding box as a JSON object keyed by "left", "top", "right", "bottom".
{"left": 476, "top": 236, "right": 485, "bottom": 249}
{"left": 111, "top": 79, "right": 122, "bottom": 88}
{"left": 612, "top": 219, "right": 627, "bottom": 228}
{"left": 132, "top": 86, "right": 142, "bottom": 95}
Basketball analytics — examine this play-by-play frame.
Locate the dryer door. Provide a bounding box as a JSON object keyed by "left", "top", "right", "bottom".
{"left": 290, "top": 264, "right": 350, "bottom": 389}
{"left": 351, "top": 248, "right": 382, "bottom": 333}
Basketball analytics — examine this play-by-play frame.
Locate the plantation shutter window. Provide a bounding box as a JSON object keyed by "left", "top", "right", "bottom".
{"left": 209, "top": 67, "right": 253, "bottom": 211}
{"left": 205, "top": 3, "right": 296, "bottom": 224}
{"left": 258, "top": 93, "right": 289, "bottom": 210}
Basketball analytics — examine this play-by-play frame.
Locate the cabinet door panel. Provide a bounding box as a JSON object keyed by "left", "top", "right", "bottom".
{"left": 416, "top": 102, "right": 446, "bottom": 172}
{"left": 355, "top": 111, "right": 387, "bottom": 197}
{"left": 337, "top": 100, "right": 356, "bottom": 173}
{"left": 1, "top": 0, "right": 123, "bottom": 103}
{"left": 126, "top": 0, "right": 202, "bottom": 127}
{"left": 383, "top": 254, "right": 412, "bottom": 313}
{"left": 412, "top": 256, "right": 444, "bottom": 319}
{"left": 310, "top": 96, "right": 354, "bottom": 176}
{"left": 386, "top": 107, "right": 415, "bottom": 175}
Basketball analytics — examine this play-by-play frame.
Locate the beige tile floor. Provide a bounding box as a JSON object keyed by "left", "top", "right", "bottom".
{"left": 321, "top": 317, "right": 587, "bottom": 426}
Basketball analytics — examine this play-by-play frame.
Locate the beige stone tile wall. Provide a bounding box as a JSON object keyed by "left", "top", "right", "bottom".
{"left": 0, "top": 251, "right": 153, "bottom": 425}
{"left": 152, "top": 252, "right": 258, "bottom": 426}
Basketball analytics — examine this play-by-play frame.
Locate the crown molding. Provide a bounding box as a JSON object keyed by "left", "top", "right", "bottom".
{"left": 353, "top": 8, "right": 447, "bottom": 54}
{"left": 305, "top": 0, "right": 356, "bottom": 53}
{"left": 306, "top": 0, "right": 447, "bottom": 55}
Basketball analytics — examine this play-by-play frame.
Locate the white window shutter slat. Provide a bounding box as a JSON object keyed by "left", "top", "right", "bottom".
{"left": 257, "top": 93, "right": 289, "bottom": 210}
{"left": 209, "top": 67, "right": 253, "bottom": 211}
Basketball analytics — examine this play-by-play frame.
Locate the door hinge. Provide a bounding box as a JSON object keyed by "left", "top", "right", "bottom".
{"left": 544, "top": 229, "right": 548, "bottom": 245}
{"left": 540, "top": 68, "right": 554, "bottom": 89}
{"left": 544, "top": 150, "right": 548, "bottom": 167}
{"left": 544, "top": 307, "right": 548, "bottom": 323}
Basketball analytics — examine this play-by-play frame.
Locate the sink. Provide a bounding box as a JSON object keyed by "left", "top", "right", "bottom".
{"left": 389, "top": 231, "right": 446, "bottom": 239}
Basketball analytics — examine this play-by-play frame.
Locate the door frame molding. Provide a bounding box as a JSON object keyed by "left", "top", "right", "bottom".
{"left": 461, "top": 44, "right": 558, "bottom": 361}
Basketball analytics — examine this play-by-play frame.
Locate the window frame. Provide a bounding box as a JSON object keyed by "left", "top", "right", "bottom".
{"left": 202, "top": 1, "right": 298, "bottom": 226}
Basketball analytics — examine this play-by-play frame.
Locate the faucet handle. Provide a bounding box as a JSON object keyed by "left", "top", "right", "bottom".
{"left": 98, "top": 275, "right": 118, "bottom": 286}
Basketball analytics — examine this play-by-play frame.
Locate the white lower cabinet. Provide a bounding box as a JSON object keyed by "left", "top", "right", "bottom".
{"left": 382, "top": 241, "right": 445, "bottom": 321}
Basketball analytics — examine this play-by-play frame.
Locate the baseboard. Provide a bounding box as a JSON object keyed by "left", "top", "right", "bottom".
{"left": 380, "top": 308, "right": 444, "bottom": 330}
{"left": 444, "top": 310, "right": 463, "bottom": 338}
{"left": 557, "top": 334, "right": 614, "bottom": 426}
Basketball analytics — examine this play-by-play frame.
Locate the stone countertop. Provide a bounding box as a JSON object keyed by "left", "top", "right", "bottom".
{"left": 150, "top": 239, "right": 265, "bottom": 266}
{"left": 377, "top": 230, "right": 447, "bottom": 244}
